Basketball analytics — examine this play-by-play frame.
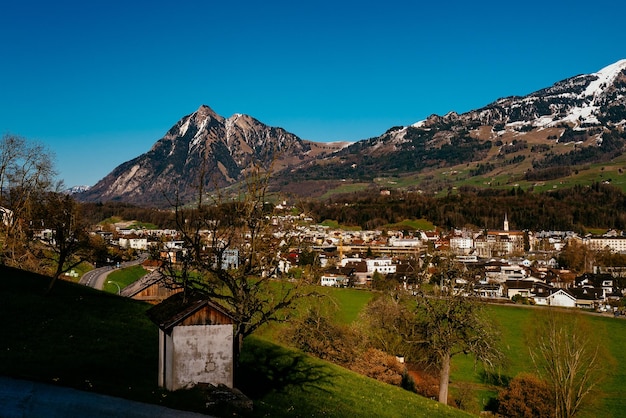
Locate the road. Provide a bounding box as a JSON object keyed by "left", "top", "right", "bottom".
{"left": 79, "top": 253, "right": 149, "bottom": 291}
{"left": 0, "top": 376, "right": 212, "bottom": 418}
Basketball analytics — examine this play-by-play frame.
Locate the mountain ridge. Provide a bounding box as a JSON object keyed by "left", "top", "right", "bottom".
{"left": 79, "top": 105, "right": 348, "bottom": 205}
{"left": 78, "top": 60, "right": 626, "bottom": 206}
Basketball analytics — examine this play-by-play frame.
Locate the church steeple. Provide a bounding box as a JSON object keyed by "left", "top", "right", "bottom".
{"left": 504, "top": 213, "right": 509, "bottom": 232}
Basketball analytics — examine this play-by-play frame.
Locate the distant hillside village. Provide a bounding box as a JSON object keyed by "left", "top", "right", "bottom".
{"left": 53, "top": 203, "right": 625, "bottom": 315}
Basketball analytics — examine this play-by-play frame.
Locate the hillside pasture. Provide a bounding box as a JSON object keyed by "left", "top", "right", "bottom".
{"left": 0, "top": 266, "right": 469, "bottom": 417}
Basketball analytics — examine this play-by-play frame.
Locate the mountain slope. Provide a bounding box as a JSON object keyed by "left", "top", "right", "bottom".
{"left": 277, "top": 59, "right": 626, "bottom": 193}
{"left": 81, "top": 60, "right": 626, "bottom": 205}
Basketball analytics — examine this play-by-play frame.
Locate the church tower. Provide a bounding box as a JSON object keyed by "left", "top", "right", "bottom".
{"left": 504, "top": 213, "right": 509, "bottom": 232}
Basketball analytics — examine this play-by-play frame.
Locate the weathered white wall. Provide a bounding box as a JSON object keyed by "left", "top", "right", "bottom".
{"left": 164, "top": 324, "right": 233, "bottom": 390}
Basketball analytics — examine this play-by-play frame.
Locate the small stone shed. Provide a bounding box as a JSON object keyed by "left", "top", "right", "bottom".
{"left": 147, "top": 292, "right": 236, "bottom": 391}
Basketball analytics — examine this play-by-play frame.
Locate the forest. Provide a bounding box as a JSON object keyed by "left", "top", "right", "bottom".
{"left": 301, "top": 182, "right": 626, "bottom": 232}
{"left": 82, "top": 182, "right": 626, "bottom": 234}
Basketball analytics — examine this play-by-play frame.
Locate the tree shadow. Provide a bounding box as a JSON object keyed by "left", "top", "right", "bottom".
{"left": 237, "top": 338, "right": 336, "bottom": 398}
{"left": 479, "top": 369, "right": 510, "bottom": 386}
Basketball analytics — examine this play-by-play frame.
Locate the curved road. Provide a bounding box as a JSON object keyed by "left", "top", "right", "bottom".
{"left": 79, "top": 253, "right": 149, "bottom": 291}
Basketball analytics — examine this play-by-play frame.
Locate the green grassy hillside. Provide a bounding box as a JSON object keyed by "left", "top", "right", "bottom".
{"left": 445, "top": 304, "right": 626, "bottom": 417}
{"left": 264, "top": 287, "right": 626, "bottom": 417}
{"left": 0, "top": 266, "right": 469, "bottom": 417}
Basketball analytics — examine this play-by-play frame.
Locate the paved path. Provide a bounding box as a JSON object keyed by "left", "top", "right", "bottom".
{"left": 0, "top": 376, "right": 212, "bottom": 418}
{"left": 79, "top": 253, "right": 149, "bottom": 291}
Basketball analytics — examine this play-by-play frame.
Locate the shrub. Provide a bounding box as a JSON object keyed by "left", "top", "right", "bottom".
{"left": 497, "top": 373, "right": 554, "bottom": 418}
{"left": 282, "top": 306, "right": 364, "bottom": 366}
{"left": 349, "top": 348, "right": 405, "bottom": 386}
{"left": 408, "top": 367, "right": 440, "bottom": 399}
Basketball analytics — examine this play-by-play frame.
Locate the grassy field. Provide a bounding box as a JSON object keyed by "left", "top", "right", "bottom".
{"left": 385, "top": 218, "right": 436, "bottom": 231}
{"left": 320, "top": 182, "right": 371, "bottom": 199}
{"left": 0, "top": 266, "right": 159, "bottom": 402}
{"left": 320, "top": 219, "right": 362, "bottom": 231}
{"left": 310, "top": 148, "right": 626, "bottom": 198}
{"left": 322, "top": 287, "right": 374, "bottom": 324}
{"left": 102, "top": 265, "right": 148, "bottom": 294}
{"left": 239, "top": 336, "right": 471, "bottom": 418}
{"left": 127, "top": 221, "right": 160, "bottom": 230}
{"left": 280, "top": 288, "right": 626, "bottom": 417}
{"left": 0, "top": 266, "right": 469, "bottom": 417}
{"left": 448, "top": 305, "right": 626, "bottom": 417}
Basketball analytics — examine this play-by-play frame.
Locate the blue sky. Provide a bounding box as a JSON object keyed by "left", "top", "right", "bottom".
{"left": 1, "top": 0, "right": 625, "bottom": 187}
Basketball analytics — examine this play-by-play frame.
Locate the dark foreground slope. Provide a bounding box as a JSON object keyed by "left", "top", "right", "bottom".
{"left": 0, "top": 266, "right": 469, "bottom": 417}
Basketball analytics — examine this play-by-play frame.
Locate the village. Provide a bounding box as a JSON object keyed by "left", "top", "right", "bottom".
{"left": 82, "top": 209, "right": 626, "bottom": 314}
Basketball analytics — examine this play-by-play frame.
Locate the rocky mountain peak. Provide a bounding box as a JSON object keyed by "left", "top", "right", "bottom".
{"left": 196, "top": 104, "right": 221, "bottom": 118}
{"left": 80, "top": 105, "right": 328, "bottom": 206}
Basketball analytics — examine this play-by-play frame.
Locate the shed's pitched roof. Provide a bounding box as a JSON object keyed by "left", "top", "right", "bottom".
{"left": 146, "top": 291, "right": 236, "bottom": 331}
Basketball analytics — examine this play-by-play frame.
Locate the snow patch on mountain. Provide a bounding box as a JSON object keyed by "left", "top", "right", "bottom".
{"left": 65, "top": 185, "right": 91, "bottom": 194}
{"left": 583, "top": 59, "right": 626, "bottom": 98}
{"left": 179, "top": 119, "right": 190, "bottom": 137}
{"left": 191, "top": 116, "right": 209, "bottom": 148}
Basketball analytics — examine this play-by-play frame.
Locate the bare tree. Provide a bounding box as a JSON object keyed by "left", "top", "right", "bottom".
{"left": 284, "top": 302, "right": 363, "bottom": 366}
{"left": 557, "top": 239, "right": 594, "bottom": 273}
{"left": 528, "top": 311, "right": 612, "bottom": 418}
{"left": 159, "top": 164, "right": 315, "bottom": 366}
{"left": 360, "top": 294, "right": 413, "bottom": 357}
{"left": 359, "top": 285, "right": 502, "bottom": 406}
{"left": 0, "top": 134, "right": 56, "bottom": 266}
{"left": 31, "top": 192, "right": 92, "bottom": 292}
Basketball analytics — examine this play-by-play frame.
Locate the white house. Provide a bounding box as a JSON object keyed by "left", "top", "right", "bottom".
{"left": 582, "top": 235, "right": 626, "bottom": 253}
{"left": 536, "top": 289, "right": 576, "bottom": 307}
{"left": 486, "top": 262, "right": 528, "bottom": 283}
{"left": 505, "top": 279, "right": 535, "bottom": 299}
{"left": 388, "top": 237, "right": 422, "bottom": 248}
{"left": 450, "top": 236, "right": 474, "bottom": 254}
{"left": 340, "top": 257, "right": 363, "bottom": 267}
{"left": 118, "top": 237, "right": 148, "bottom": 251}
{"left": 320, "top": 273, "right": 347, "bottom": 287}
{"left": 473, "top": 283, "right": 504, "bottom": 298}
{"left": 365, "top": 258, "right": 396, "bottom": 275}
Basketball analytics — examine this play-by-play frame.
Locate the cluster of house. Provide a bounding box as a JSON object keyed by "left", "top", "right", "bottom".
{"left": 465, "top": 260, "right": 622, "bottom": 310}
{"left": 318, "top": 254, "right": 623, "bottom": 310}
{"left": 96, "top": 213, "right": 626, "bottom": 314}
{"left": 313, "top": 215, "right": 626, "bottom": 312}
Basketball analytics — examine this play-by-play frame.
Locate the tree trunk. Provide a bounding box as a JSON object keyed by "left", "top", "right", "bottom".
{"left": 233, "top": 326, "right": 243, "bottom": 367}
{"left": 232, "top": 330, "right": 245, "bottom": 386}
{"left": 47, "top": 264, "right": 64, "bottom": 294}
{"left": 438, "top": 352, "right": 451, "bottom": 405}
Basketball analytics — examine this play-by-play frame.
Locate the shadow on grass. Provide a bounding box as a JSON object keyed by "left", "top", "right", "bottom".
{"left": 237, "top": 337, "right": 336, "bottom": 398}
{"left": 479, "top": 369, "right": 510, "bottom": 386}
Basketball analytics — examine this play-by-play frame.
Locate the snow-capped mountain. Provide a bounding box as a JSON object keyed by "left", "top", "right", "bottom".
{"left": 278, "top": 59, "right": 626, "bottom": 188}
{"left": 359, "top": 59, "right": 626, "bottom": 151}
{"left": 81, "top": 60, "right": 626, "bottom": 205}
{"left": 474, "top": 59, "right": 626, "bottom": 130}
{"left": 79, "top": 105, "right": 346, "bottom": 205}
